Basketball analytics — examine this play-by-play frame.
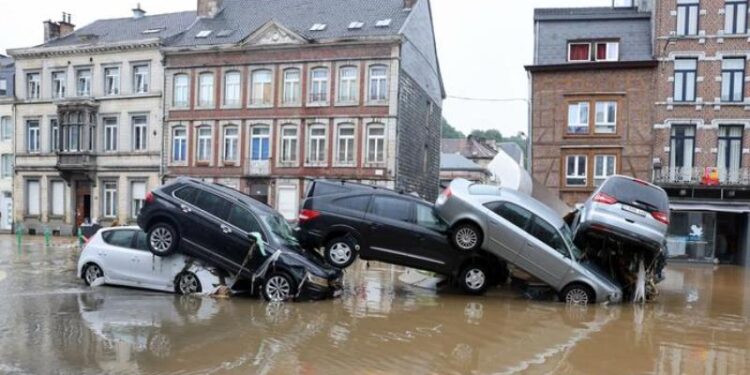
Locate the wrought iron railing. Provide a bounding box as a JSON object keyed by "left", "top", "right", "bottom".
{"left": 654, "top": 166, "right": 750, "bottom": 186}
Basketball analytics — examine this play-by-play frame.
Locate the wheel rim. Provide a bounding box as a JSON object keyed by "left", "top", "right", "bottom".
{"left": 266, "top": 276, "right": 292, "bottom": 302}
{"left": 85, "top": 265, "right": 103, "bottom": 285}
{"left": 456, "top": 228, "right": 478, "bottom": 250}
{"left": 566, "top": 288, "right": 590, "bottom": 305}
{"left": 465, "top": 268, "right": 486, "bottom": 290}
{"left": 150, "top": 227, "right": 173, "bottom": 253}
{"left": 179, "top": 273, "right": 199, "bottom": 294}
{"left": 329, "top": 242, "right": 352, "bottom": 265}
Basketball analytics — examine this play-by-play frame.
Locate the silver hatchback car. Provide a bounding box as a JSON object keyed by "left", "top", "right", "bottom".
{"left": 435, "top": 179, "right": 622, "bottom": 304}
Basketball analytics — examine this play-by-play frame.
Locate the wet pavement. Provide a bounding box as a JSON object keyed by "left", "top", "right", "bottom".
{"left": 1, "top": 235, "right": 749, "bottom": 375}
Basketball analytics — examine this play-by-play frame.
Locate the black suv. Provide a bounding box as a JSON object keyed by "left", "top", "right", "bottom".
{"left": 296, "top": 180, "right": 508, "bottom": 295}
{"left": 137, "top": 177, "right": 342, "bottom": 301}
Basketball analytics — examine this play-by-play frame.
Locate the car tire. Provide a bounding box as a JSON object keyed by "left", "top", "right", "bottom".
{"left": 458, "top": 263, "right": 490, "bottom": 295}
{"left": 324, "top": 236, "right": 358, "bottom": 268}
{"left": 262, "top": 272, "right": 296, "bottom": 302}
{"left": 561, "top": 283, "right": 595, "bottom": 305}
{"left": 176, "top": 272, "right": 202, "bottom": 295}
{"left": 452, "top": 223, "right": 483, "bottom": 251}
{"left": 148, "top": 222, "right": 179, "bottom": 257}
{"left": 83, "top": 263, "right": 104, "bottom": 286}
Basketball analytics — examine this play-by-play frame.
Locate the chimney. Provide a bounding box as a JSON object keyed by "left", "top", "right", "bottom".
{"left": 58, "top": 13, "right": 75, "bottom": 37}
{"left": 43, "top": 20, "right": 61, "bottom": 42}
{"left": 197, "top": 0, "right": 224, "bottom": 18}
{"left": 132, "top": 3, "right": 146, "bottom": 19}
{"left": 403, "top": 0, "right": 417, "bottom": 9}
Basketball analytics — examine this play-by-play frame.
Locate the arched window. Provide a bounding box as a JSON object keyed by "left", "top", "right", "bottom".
{"left": 196, "top": 125, "right": 212, "bottom": 162}
{"left": 282, "top": 68, "right": 300, "bottom": 104}
{"left": 368, "top": 65, "right": 388, "bottom": 101}
{"left": 309, "top": 67, "right": 329, "bottom": 103}
{"left": 307, "top": 124, "right": 327, "bottom": 164}
{"left": 280, "top": 125, "right": 298, "bottom": 163}
{"left": 173, "top": 74, "right": 189, "bottom": 107}
{"left": 224, "top": 71, "right": 241, "bottom": 107}
{"left": 251, "top": 125, "right": 271, "bottom": 161}
{"left": 250, "top": 69, "right": 273, "bottom": 105}
{"left": 336, "top": 123, "right": 355, "bottom": 165}
{"left": 172, "top": 126, "right": 187, "bottom": 162}
{"left": 366, "top": 123, "right": 386, "bottom": 163}
{"left": 198, "top": 72, "right": 214, "bottom": 107}
{"left": 223, "top": 125, "right": 239, "bottom": 162}
{"left": 338, "top": 66, "right": 358, "bottom": 103}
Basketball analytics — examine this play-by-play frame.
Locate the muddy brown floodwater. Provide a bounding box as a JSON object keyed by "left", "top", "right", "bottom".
{"left": 0, "top": 236, "right": 749, "bottom": 375}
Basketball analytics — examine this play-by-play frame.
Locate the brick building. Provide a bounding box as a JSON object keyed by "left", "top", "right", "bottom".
{"left": 527, "top": 2, "right": 657, "bottom": 205}
{"left": 652, "top": 0, "right": 750, "bottom": 265}
{"left": 161, "top": 0, "right": 444, "bottom": 220}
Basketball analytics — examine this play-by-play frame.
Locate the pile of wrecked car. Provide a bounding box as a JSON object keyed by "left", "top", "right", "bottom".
{"left": 77, "top": 175, "right": 671, "bottom": 305}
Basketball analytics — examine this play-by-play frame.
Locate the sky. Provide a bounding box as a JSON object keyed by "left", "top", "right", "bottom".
{"left": 0, "top": 0, "right": 612, "bottom": 137}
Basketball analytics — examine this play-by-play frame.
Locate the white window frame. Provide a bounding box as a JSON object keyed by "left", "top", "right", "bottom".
{"left": 51, "top": 71, "right": 66, "bottom": 98}
{"left": 196, "top": 126, "right": 213, "bottom": 162}
{"left": 26, "top": 120, "right": 40, "bottom": 153}
{"left": 0, "top": 78, "right": 6, "bottom": 96}
{"left": 197, "top": 72, "right": 215, "bottom": 108}
{"left": 132, "top": 116, "right": 148, "bottom": 151}
{"left": 282, "top": 68, "right": 301, "bottom": 105}
{"left": 567, "top": 43, "right": 591, "bottom": 62}
{"left": 335, "top": 123, "right": 356, "bottom": 165}
{"left": 279, "top": 125, "right": 298, "bottom": 164}
{"left": 50, "top": 119, "right": 59, "bottom": 152}
{"left": 103, "top": 117, "right": 118, "bottom": 152}
{"left": 566, "top": 155, "right": 588, "bottom": 187}
{"left": 130, "top": 181, "right": 147, "bottom": 219}
{"left": 250, "top": 125, "right": 271, "bottom": 161}
{"left": 594, "top": 42, "right": 619, "bottom": 62}
{"left": 309, "top": 67, "right": 330, "bottom": 104}
{"left": 337, "top": 66, "right": 358, "bottom": 103}
{"left": 1, "top": 154, "right": 12, "bottom": 178}
{"left": 250, "top": 69, "right": 273, "bottom": 107}
{"left": 594, "top": 102, "right": 617, "bottom": 134}
{"left": 102, "top": 181, "right": 118, "bottom": 218}
{"left": 594, "top": 155, "right": 617, "bottom": 187}
{"left": 0, "top": 116, "right": 12, "bottom": 141}
{"left": 676, "top": 0, "right": 700, "bottom": 36}
{"left": 366, "top": 123, "right": 386, "bottom": 164}
{"left": 50, "top": 180, "right": 65, "bottom": 217}
{"left": 27, "top": 180, "right": 40, "bottom": 216}
{"left": 133, "top": 64, "right": 150, "bottom": 94}
{"left": 223, "top": 125, "right": 239, "bottom": 162}
{"left": 26, "top": 72, "right": 41, "bottom": 100}
{"left": 725, "top": 0, "right": 748, "bottom": 35}
{"left": 223, "top": 70, "right": 241, "bottom": 107}
{"left": 368, "top": 65, "right": 389, "bottom": 102}
{"left": 567, "top": 102, "right": 589, "bottom": 134}
{"left": 307, "top": 124, "right": 328, "bottom": 165}
{"left": 76, "top": 68, "right": 92, "bottom": 97}
{"left": 103, "top": 66, "right": 120, "bottom": 96}
{"left": 171, "top": 126, "right": 187, "bottom": 163}
{"left": 173, "top": 73, "right": 189, "bottom": 108}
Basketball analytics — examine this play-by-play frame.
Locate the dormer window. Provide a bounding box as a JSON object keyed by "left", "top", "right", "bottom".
{"left": 595, "top": 42, "right": 619, "bottom": 61}
{"left": 568, "top": 43, "right": 591, "bottom": 62}
{"left": 348, "top": 21, "right": 364, "bottom": 30}
{"left": 196, "top": 30, "right": 212, "bottom": 38}
{"left": 310, "top": 23, "right": 327, "bottom": 31}
{"left": 567, "top": 41, "right": 619, "bottom": 62}
{"left": 375, "top": 19, "right": 392, "bottom": 27}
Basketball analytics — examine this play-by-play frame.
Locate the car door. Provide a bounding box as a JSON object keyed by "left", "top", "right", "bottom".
{"left": 410, "top": 203, "right": 454, "bottom": 274}
{"left": 485, "top": 202, "right": 533, "bottom": 263}
{"left": 363, "top": 195, "right": 422, "bottom": 267}
{"left": 177, "top": 188, "right": 232, "bottom": 269}
{"left": 132, "top": 231, "right": 180, "bottom": 291}
{"left": 329, "top": 194, "right": 372, "bottom": 251}
{"left": 522, "top": 216, "right": 573, "bottom": 289}
{"left": 99, "top": 229, "right": 141, "bottom": 284}
{"left": 224, "top": 205, "right": 269, "bottom": 278}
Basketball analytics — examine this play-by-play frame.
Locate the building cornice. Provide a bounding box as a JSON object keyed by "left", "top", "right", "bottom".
{"left": 8, "top": 39, "right": 162, "bottom": 59}
{"left": 525, "top": 60, "right": 657, "bottom": 73}
{"left": 160, "top": 36, "right": 402, "bottom": 56}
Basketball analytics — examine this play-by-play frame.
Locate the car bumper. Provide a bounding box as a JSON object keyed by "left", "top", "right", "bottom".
{"left": 296, "top": 275, "right": 343, "bottom": 301}
{"left": 577, "top": 221, "right": 663, "bottom": 252}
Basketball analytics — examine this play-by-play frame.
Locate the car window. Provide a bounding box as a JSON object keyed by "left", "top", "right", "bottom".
{"left": 334, "top": 195, "right": 371, "bottom": 212}
{"left": 103, "top": 230, "right": 136, "bottom": 249}
{"left": 491, "top": 202, "right": 532, "bottom": 230}
{"left": 369, "top": 196, "right": 412, "bottom": 222}
{"left": 227, "top": 205, "right": 263, "bottom": 235}
{"left": 194, "top": 191, "right": 230, "bottom": 219}
{"left": 599, "top": 176, "right": 669, "bottom": 212}
{"left": 309, "top": 182, "right": 349, "bottom": 197}
{"left": 174, "top": 185, "right": 200, "bottom": 204}
{"left": 134, "top": 231, "right": 148, "bottom": 251}
{"left": 528, "top": 217, "right": 569, "bottom": 257}
{"left": 416, "top": 204, "right": 447, "bottom": 231}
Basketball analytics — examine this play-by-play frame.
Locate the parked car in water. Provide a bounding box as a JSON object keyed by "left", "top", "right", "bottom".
{"left": 77, "top": 227, "right": 228, "bottom": 295}
{"left": 296, "top": 180, "right": 508, "bottom": 295}
{"left": 435, "top": 179, "right": 622, "bottom": 304}
{"left": 136, "top": 177, "right": 343, "bottom": 301}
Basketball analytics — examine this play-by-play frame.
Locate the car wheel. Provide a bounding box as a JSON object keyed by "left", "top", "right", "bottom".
{"left": 176, "top": 272, "right": 202, "bottom": 295}
{"left": 452, "top": 223, "right": 482, "bottom": 251}
{"left": 458, "top": 263, "right": 489, "bottom": 295}
{"left": 148, "top": 222, "right": 178, "bottom": 257}
{"left": 325, "top": 237, "right": 357, "bottom": 268}
{"left": 83, "top": 263, "right": 104, "bottom": 286}
{"left": 262, "top": 272, "right": 296, "bottom": 302}
{"left": 561, "top": 284, "right": 595, "bottom": 305}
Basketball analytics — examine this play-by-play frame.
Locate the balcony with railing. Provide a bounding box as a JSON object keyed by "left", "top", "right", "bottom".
{"left": 654, "top": 167, "right": 750, "bottom": 186}
{"left": 245, "top": 158, "right": 271, "bottom": 176}
{"left": 56, "top": 152, "right": 97, "bottom": 171}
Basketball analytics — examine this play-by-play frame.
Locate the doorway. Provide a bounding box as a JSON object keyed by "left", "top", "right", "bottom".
{"left": 0, "top": 192, "right": 11, "bottom": 230}
{"left": 716, "top": 213, "right": 745, "bottom": 265}
{"left": 75, "top": 181, "right": 92, "bottom": 228}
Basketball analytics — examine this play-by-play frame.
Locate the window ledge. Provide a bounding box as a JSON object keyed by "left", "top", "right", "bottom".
{"left": 304, "top": 163, "right": 328, "bottom": 168}
{"left": 280, "top": 103, "right": 302, "bottom": 108}
{"left": 306, "top": 102, "right": 330, "bottom": 107}
{"left": 334, "top": 101, "right": 359, "bottom": 107}
{"left": 194, "top": 106, "right": 217, "bottom": 111}
{"left": 563, "top": 134, "right": 621, "bottom": 139}
{"left": 220, "top": 104, "right": 242, "bottom": 110}
{"left": 276, "top": 162, "right": 299, "bottom": 168}
{"left": 195, "top": 161, "right": 211, "bottom": 166}
{"left": 366, "top": 101, "right": 389, "bottom": 106}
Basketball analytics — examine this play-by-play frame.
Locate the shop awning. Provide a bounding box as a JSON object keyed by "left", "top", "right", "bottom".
{"left": 670, "top": 203, "right": 750, "bottom": 213}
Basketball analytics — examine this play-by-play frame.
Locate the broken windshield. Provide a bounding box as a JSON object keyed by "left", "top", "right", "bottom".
{"left": 262, "top": 213, "right": 299, "bottom": 247}
{"left": 559, "top": 225, "right": 583, "bottom": 261}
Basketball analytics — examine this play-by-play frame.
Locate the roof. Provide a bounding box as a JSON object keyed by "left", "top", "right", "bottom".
{"left": 169, "top": 0, "right": 410, "bottom": 47}
{"left": 441, "top": 136, "right": 498, "bottom": 160}
{"left": 37, "top": 11, "right": 197, "bottom": 48}
{"left": 0, "top": 55, "right": 12, "bottom": 68}
{"left": 440, "top": 153, "right": 487, "bottom": 172}
{"left": 498, "top": 143, "right": 524, "bottom": 165}
{"left": 534, "top": 7, "right": 650, "bottom": 21}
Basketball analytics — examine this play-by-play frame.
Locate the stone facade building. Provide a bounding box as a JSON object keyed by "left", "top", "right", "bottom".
{"left": 527, "top": 3, "right": 657, "bottom": 206}
{"left": 0, "top": 55, "right": 14, "bottom": 232}
{"left": 161, "top": 0, "right": 444, "bottom": 219}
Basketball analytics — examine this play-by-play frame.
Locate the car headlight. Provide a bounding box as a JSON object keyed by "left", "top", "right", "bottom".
{"left": 307, "top": 274, "right": 329, "bottom": 287}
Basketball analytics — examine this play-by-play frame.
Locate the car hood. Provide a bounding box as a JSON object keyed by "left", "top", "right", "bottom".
{"left": 279, "top": 246, "right": 341, "bottom": 280}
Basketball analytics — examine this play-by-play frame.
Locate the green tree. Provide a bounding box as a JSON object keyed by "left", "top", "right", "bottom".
{"left": 441, "top": 118, "right": 465, "bottom": 139}
{"left": 470, "top": 129, "right": 503, "bottom": 143}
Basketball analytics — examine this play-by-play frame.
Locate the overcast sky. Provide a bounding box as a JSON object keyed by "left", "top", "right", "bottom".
{"left": 0, "top": 0, "right": 612, "bottom": 137}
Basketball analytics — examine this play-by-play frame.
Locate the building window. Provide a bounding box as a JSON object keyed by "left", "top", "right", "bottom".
{"left": 338, "top": 66, "right": 358, "bottom": 103}
{"left": 369, "top": 65, "right": 388, "bottom": 101}
{"left": 50, "top": 180, "right": 65, "bottom": 217}
{"left": 1, "top": 116, "right": 11, "bottom": 141}
{"left": 1, "top": 154, "right": 12, "bottom": 178}
{"left": 594, "top": 155, "right": 617, "bottom": 186}
{"left": 132, "top": 116, "right": 148, "bottom": 151}
{"left": 282, "top": 68, "right": 300, "bottom": 104}
{"left": 674, "top": 58, "right": 697, "bottom": 102}
{"left": 223, "top": 126, "right": 239, "bottom": 162}
{"left": 366, "top": 123, "right": 386, "bottom": 164}
{"left": 172, "top": 127, "right": 187, "bottom": 162}
{"left": 670, "top": 125, "right": 696, "bottom": 178}
{"left": 595, "top": 102, "right": 617, "bottom": 134}
{"left": 52, "top": 71, "right": 66, "bottom": 98}
{"left": 677, "top": 0, "right": 699, "bottom": 36}
{"left": 280, "top": 125, "right": 298, "bottom": 163}
{"left": 309, "top": 67, "right": 329, "bottom": 103}
{"left": 250, "top": 69, "right": 272, "bottom": 106}
{"left": 26, "top": 120, "right": 39, "bottom": 153}
{"left": 131, "top": 181, "right": 146, "bottom": 219}
{"left": 50, "top": 119, "right": 59, "bottom": 152}
{"left": 76, "top": 68, "right": 91, "bottom": 97}
{"left": 0, "top": 78, "right": 6, "bottom": 96}
{"left": 26, "top": 73, "right": 40, "bottom": 99}
{"left": 27, "top": 180, "right": 40, "bottom": 216}
{"left": 223, "top": 71, "right": 241, "bottom": 107}
{"left": 567, "top": 102, "right": 589, "bottom": 134}
{"left": 102, "top": 181, "right": 118, "bottom": 218}
{"left": 196, "top": 126, "right": 212, "bottom": 162}
{"left": 725, "top": 0, "right": 748, "bottom": 34}
{"left": 718, "top": 125, "right": 743, "bottom": 178}
{"left": 104, "top": 67, "right": 120, "bottom": 96}
{"left": 595, "top": 42, "right": 619, "bottom": 62}
{"left": 251, "top": 126, "right": 270, "bottom": 161}
{"left": 336, "top": 124, "right": 355, "bottom": 165}
{"left": 133, "top": 64, "right": 149, "bottom": 94}
{"left": 198, "top": 72, "right": 214, "bottom": 107}
{"left": 566, "top": 155, "right": 587, "bottom": 187}
{"left": 307, "top": 124, "right": 327, "bottom": 164}
{"left": 103, "top": 117, "right": 118, "bottom": 152}
{"left": 568, "top": 43, "right": 591, "bottom": 62}
{"left": 721, "top": 57, "right": 745, "bottom": 102}
{"left": 173, "top": 74, "right": 189, "bottom": 107}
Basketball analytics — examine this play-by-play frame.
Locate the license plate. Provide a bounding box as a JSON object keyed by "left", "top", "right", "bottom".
{"left": 622, "top": 205, "right": 647, "bottom": 216}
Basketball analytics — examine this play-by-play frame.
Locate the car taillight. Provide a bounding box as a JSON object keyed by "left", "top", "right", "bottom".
{"left": 298, "top": 209, "right": 321, "bottom": 222}
{"left": 442, "top": 187, "right": 452, "bottom": 199}
{"left": 145, "top": 191, "right": 155, "bottom": 204}
{"left": 593, "top": 193, "right": 617, "bottom": 205}
{"left": 651, "top": 211, "right": 670, "bottom": 225}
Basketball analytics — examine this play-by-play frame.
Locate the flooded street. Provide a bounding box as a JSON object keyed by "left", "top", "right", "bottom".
{"left": 0, "top": 236, "right": 749, "bottom": 375}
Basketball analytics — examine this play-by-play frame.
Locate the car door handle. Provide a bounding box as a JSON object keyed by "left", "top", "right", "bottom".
{"left": 220, "top": 224, "right": 233, "bottom": 234}
{"left": 180, "top": 204, "right": 192, "bottom": 213}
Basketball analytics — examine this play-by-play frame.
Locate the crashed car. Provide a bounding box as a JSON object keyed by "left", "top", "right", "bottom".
{"left": 435, "top": 179, "right": 622, "bottom": 304}
{"left": 570, "top": 175, "right": 670, "bottom": 300}
{"left": 77, "top": 226, "right": 229, "bottom": 295}
{"left": 137, "top": 177, "right": 343, "bottom": 302}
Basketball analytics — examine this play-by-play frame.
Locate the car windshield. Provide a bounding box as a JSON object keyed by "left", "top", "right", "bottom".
{"left": 559, "top": 225, "right": 583, "bottom": 261}
{"left": 262, "top": 213, "right": 299, "bottom": 247}
{"left": 600, "top": 176, "right": 669, "bottom": 212}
